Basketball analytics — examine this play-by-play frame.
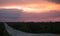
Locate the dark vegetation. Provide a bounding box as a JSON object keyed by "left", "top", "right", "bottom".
{"left": 0, "top": 22, "right": 11, "bottom": 36}
{"left": 7, "top": 22, "right": 60, "bottom": 34}
{"left": 0, "top": 22, "right": 60, "bottom": 36}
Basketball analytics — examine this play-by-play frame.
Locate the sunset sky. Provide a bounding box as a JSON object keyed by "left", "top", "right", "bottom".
{"left": 0, "top": 0, "right": 60, "bottom": 22}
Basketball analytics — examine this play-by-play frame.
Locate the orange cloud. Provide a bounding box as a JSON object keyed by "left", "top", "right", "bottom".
{"left": 0, "top": 1, "right": 60, "bottom": 13}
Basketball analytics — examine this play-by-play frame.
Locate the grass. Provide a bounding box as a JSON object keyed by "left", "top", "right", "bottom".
{"left": 6, "top": 22, "right": 60, "bottom": 34}
{"left": 0, "top": 22, "right": 60, "bottom": 36}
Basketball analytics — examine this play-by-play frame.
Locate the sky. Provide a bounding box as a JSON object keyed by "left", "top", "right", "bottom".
{"left": 0, "top": 0, "right": 60, "bottom": 22}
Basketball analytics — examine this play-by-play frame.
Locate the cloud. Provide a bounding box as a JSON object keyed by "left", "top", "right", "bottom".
{"left": 0, "top": 9, "right": 60, "bottom": 22}
{"left": 22, "top": 10, "right": 60, "bottom": 19}
{"left": 18, "top": 10, "right": 60, "bottom": 22}
{"left": 0, "top": 9, "right": 23, "bottom": 19}
{"left": 47, "top": 0, "right": 60, "bottom": 4}
{"left": 0, "top": 0, "right": 47, "bottom": 6}
{"left": 42, "top": 10, "right": 60, "bottom": 19}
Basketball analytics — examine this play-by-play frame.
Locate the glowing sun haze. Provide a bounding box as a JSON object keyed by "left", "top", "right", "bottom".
{"left": 0, "top": 0, "right": 60, "bottom": 13}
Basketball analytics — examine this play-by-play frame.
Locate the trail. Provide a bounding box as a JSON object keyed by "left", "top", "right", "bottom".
{"left": 4, "top": 23, "right": 60, "bottom": 36}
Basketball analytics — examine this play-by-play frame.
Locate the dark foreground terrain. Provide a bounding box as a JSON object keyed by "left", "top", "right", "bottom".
{"left": 0, "top": 22, "right": 60, "bottom": 36}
